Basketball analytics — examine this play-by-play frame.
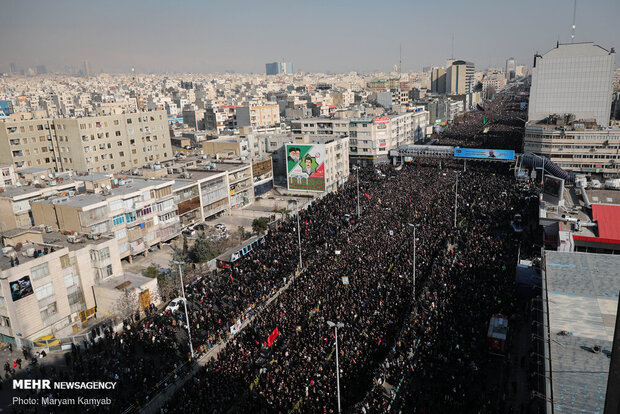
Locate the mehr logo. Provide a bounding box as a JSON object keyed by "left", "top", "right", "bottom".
{"left": 13, "top": 379, "right": 51, "bottom": 389}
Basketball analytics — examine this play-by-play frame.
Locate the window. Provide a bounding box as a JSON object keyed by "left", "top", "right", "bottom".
{"left": 0, "top": 296, "right": 6, "bottom": 309}
{"left": 60, "top": 255, "right": 71, "bottom": 269}
{"left": 35, "top": 282, "right": 54, "bottom": 300}
{"left": 64, "top": 273, "right": 77, "bottom": 288}
{"left": 40, "top": 302, "right": 57, "bottom": 320}
{"left": 31, "top": 263, "right": 50, "bottom": 280}
{"left": 67, "top": 291, "right": 82, "bottom": 306}
{"left": 113, "top": 214, "right": 125, "bottom": 226}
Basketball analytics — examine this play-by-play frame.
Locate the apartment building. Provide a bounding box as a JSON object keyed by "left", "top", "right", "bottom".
{"left": 0, "top": 228, "right": 123, "bottom": 342}
{"left": 295, "top": 109, "right": 429, "bottom": 166}
{"left": 523, "top": 117, "right": 620, "bottom": 176}
{"left": 30, "top": 178, "right": 179, "bottom": 261}
{"left": 235, "top": 104, "right": 280, "bottom": 129}
{"left": 285, "top": 136, "right": 349, "bottom": 193}
{"left": 0, "top": 178, "right": 81, "bottom": 232}
{"left": 0, "top": 110, "right": 172, "bottom": 174}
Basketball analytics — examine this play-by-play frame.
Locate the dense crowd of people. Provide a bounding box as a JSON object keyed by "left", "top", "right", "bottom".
{"left": 159, "top": 158, "right": 535, "bottom": 413}
{"left": 434, "top": 92, "right": 527, "bottom": 152}
{"left": 3, "top": 92, "right": 537, "bottom": 413}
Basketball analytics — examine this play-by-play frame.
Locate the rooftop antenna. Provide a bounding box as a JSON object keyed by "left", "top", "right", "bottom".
{"left": 571, "top": 0, "right": 577, "bottom": 42}
{"left": 451, "top": 33, "right": 454, "bottom": 59}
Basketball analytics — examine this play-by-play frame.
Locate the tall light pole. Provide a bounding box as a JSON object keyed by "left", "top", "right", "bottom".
{"left": 295, "top": 199, "right": 303, "bottom": 270}
{"left": 173, "top": 261, "right": 194, "bottom": 360}
{"left": 327, "top": 321, "right": 345, "bottom": 414}
{"left": 353, "top": 166, "right": 360, "bottom": 217}
{"left": 408, "top": 223, "right": 417, "bottom": 300}
{"left": 454, "top": 173, "right": 459, "bottom": 228}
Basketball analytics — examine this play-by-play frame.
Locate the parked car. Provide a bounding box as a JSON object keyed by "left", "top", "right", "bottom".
{"left": 165, "top": 298, "right": 186, "bottom": 313}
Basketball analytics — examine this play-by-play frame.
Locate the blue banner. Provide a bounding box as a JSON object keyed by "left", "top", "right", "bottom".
{"left": 454, "top": 148, "right": 515, "bottom": 161}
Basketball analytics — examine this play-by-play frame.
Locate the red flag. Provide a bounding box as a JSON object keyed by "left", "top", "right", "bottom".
{"left": 230, "top": 273, "right": 234, "bottom": 282}
{"left": 267, "top": 327, "right": 280, "bottom": 347}
{"left": 364, "top": 193, "right": 371, "bottom": 199}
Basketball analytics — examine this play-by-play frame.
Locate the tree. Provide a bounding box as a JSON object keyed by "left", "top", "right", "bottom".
{"left": 237, "top": 226, "right": 246, "bottom": 242}
{"left": 191, "top": 233, "right": 216, "bottom": 263}
{"left": 182, "top": 235, "right": 189, "bottom": 255}
{"left": 144, "top": 265, "right": 159, "bottom": 279}
{"left": 252, "top": 217, "right": 269, "bottom": 234}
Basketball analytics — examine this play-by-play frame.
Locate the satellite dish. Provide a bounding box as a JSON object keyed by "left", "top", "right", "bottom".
{"left": 106, "top": 185, "right": 111, "bottom": 190}
{"left": 40, "top": 175, "right": 46, "bottom": 180}
{"left": 48, "top": 174, "right": 54, "bottom": 178}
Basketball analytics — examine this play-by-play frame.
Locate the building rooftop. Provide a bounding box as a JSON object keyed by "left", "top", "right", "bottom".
{"left": 0, "top": 228, "right": 113, "bottom": 272}
{"left": 0, "top": 180, "right": 80, "bottom": 200}
{"left": 543, "top": 251, "right": 620, "bottom": 413}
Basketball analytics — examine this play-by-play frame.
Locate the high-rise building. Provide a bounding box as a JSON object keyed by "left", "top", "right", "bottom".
{"left": 265, "top": 61, "right": 293, "bottom": 75}
{"left": 505, "top": 57, "right": 516, "bottom": 80}
{"left": 83, "top": 60, "right": 92, "bottom": 76}
{"left": 9, "top": 63, "right": 17, "bottom": 74}
{"left": 528, "top": 42, "right": 615, "bottom": 126}
{"left": 35, "top": 65, "right": 47, "bottom": 75}
{"left": 430, "top": 67, "right": 446, "bottom": 94}
{"left": 266, "top": 62, "right": 280, "bottom": 75}
{"left": 446, "top": 60, "right": 475, "bottom": 95}
{"left": 281, "top": 62, "right": 293, "bottom": 74}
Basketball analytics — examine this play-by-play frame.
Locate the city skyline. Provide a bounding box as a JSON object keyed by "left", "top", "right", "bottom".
{"left": 0, "top": 0, "right": 618, "bottom": 74}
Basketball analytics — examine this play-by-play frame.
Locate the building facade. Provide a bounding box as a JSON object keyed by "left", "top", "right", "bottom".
{"left": 528, "top": 42, "right": 616, "bottom": 127}
{"left": 446, "top": 61, "right": 475, "bottom": 95}
{"left": 524, "top": 118, "right": 620, "bottom": 176}
{"left": 0, "top": 229, "right": 123, "bottom": 342}
{"left": 0, "top": 110, "right": 172, "bottom": 173}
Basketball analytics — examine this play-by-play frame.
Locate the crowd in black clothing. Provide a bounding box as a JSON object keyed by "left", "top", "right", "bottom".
{"left": 434, "top": 93, "right": 527, "bottom": 152}
{"left": 157, "top": 157, "right": 535, "bottom": 414}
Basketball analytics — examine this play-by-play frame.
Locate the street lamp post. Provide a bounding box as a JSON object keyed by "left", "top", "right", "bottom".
{"left": 454, "top": 173, "right": 459, "bottom": 228}
{"left": 408, "top": 223, "right": 417, "bottom": 300}
{"left": 174, "top": 261, "right": 194, "bottom": 360}
{"left": 295, "top": 199, "right": 303, "bottom": 271}
{"left": 327, "top": 321, "right": 345, "bottom": 414}
{"left": 352, "top": 166, "right": 361, "bottom": 217}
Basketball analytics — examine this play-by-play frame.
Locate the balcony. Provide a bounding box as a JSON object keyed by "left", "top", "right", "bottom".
{"left": 130, "top": 242, "right": 146, "bottom": 255}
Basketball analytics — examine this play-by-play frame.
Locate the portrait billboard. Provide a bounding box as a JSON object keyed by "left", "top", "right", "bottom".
{"left": 453, "top": 148, "right": 515, "bottom": 161}
{"left": 10, "top": 276, "right": 34, "bottom": 302}
{"left": 286, "top": 144, "right": 325, "bottom": 192}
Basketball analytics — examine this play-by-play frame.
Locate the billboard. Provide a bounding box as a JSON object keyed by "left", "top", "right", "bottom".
{"left": 543, "top": 176, "right": 564, "bottom": 199}
{"left": 286, "top": 144, "right": 325, "bottom": 192}
{"left": 453, "top": 148, "right": 515, "bottom": 161}
{"left": 374, "top": 116, "right": 390, "bottom": 125}
{"left": 10, "top": 276, "right": 34, "bottom": 301}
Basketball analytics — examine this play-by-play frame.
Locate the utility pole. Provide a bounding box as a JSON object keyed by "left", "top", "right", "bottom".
{"left": 175, "top": 261, "right": 194, "bottom": 360}
{"left": 296, "top": 199, "right": 303, "bottom": 270}
{"left": 327, "top": 321, "right": 345, "bottom": 414}
{"left": 454, "top": 173, "right": 458, "bottom": 228}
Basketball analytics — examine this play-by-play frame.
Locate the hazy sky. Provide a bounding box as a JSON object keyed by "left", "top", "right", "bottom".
{"left": 1, "top": 0, "right": 618, "bottom": 74}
